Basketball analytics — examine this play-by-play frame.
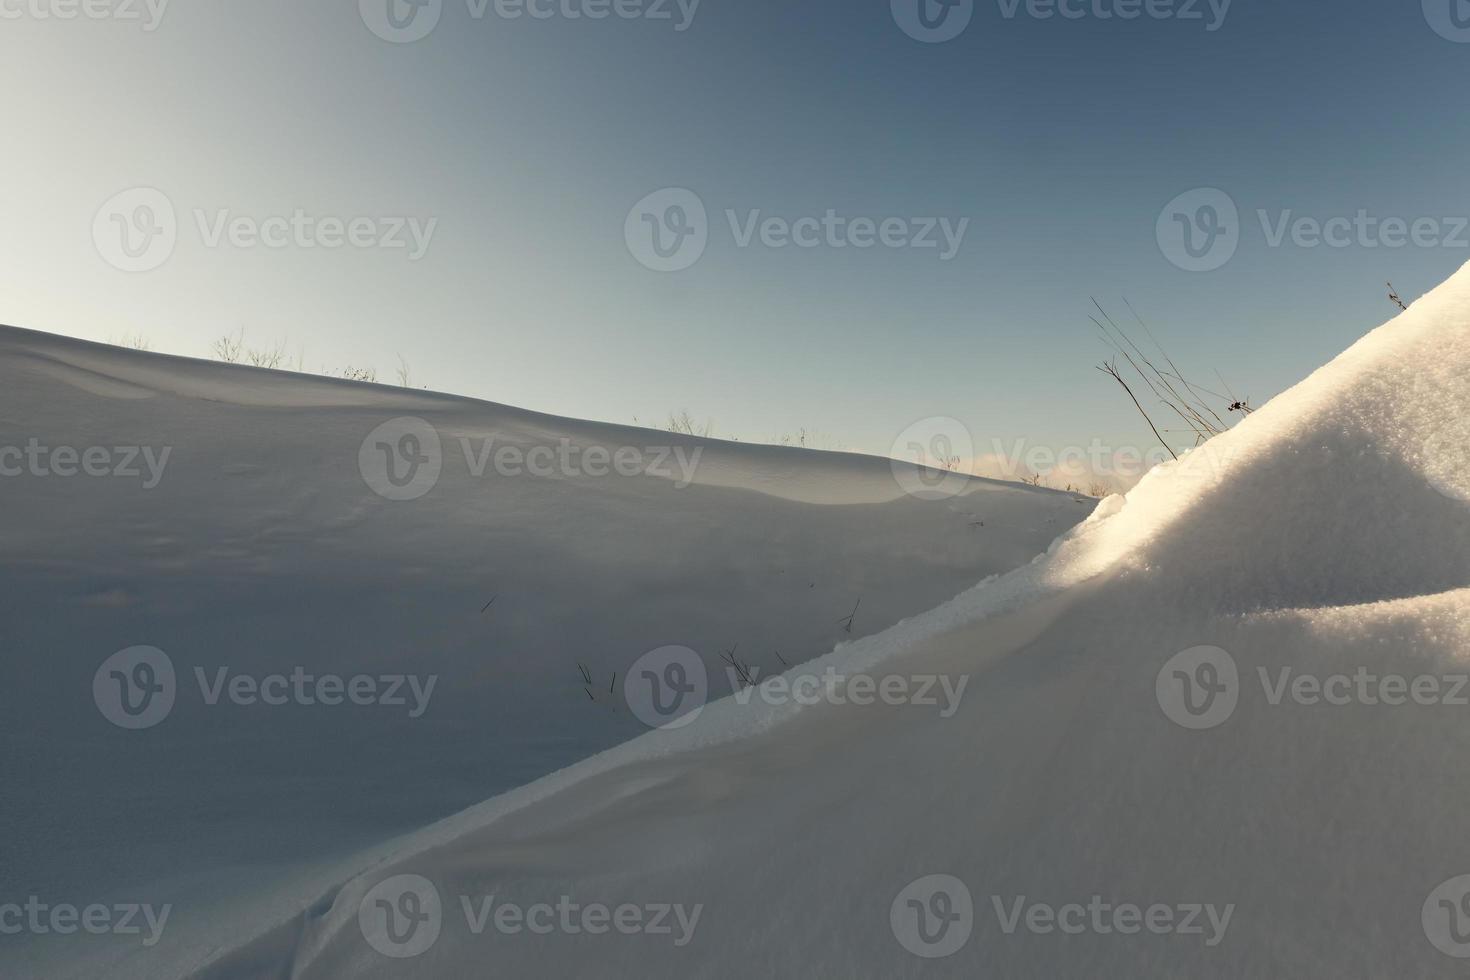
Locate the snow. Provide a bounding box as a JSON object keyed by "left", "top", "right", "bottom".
{"left": 0, "top": 324, "right": 1091, "bottom": 979}
{"left": 7, "top": 257, "right": 1469, "bottom": 978}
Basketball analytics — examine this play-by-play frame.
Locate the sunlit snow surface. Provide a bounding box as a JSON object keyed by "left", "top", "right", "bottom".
{"left": 7, "top": 258, "right": 1470, "bottom": 978}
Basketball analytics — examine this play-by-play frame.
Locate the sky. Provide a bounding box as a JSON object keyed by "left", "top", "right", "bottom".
{"left": 2, "top": 0, "right": 1467, "bottom": 474}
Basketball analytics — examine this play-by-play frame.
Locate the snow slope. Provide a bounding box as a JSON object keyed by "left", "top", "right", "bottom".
{"left": 174, "top": 258, "right": 1470, "bottom": 979}
{"left": 0, "top": 326, "right": 1092, "bottom": 979}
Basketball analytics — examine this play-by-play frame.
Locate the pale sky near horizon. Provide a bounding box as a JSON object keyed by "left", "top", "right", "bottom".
{"left": 3, "top": 0, "right": 1468, "bottom": 469}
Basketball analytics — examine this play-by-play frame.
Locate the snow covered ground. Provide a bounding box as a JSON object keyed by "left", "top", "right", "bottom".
{"left": 0, "top": 325, "right": 1094, "bottom": 979}
{"left": 7, "top": 259, "right": 1470, "bottom": 978}
{"left": 176, "top": 258, "right": 1470, "bottom": 978}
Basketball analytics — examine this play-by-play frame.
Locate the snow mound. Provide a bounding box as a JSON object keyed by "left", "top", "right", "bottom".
{"left": 0, "top": 324, "right": 1093, "bottom": 980}
{"left": 185, "top": 260, "right": 1470, "bottom": 979}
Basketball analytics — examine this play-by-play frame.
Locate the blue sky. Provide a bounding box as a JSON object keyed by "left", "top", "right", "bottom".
{"left": 2, "top": 0, "right": 1467, "bottom": 464}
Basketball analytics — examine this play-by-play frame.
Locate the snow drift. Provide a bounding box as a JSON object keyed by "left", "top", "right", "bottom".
{"left": 0, "top": 323, "right": 1092, "bottom": 979}
{"left": 173, "top": 258, "right": 1470, "bottom": 979}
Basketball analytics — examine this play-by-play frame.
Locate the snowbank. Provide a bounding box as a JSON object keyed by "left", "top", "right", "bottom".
{"left": 183, "top": 258, "right": 1470, "bottom": 978}
{"left": 0, "top": 324, "right": 1090, "bottom": 979}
